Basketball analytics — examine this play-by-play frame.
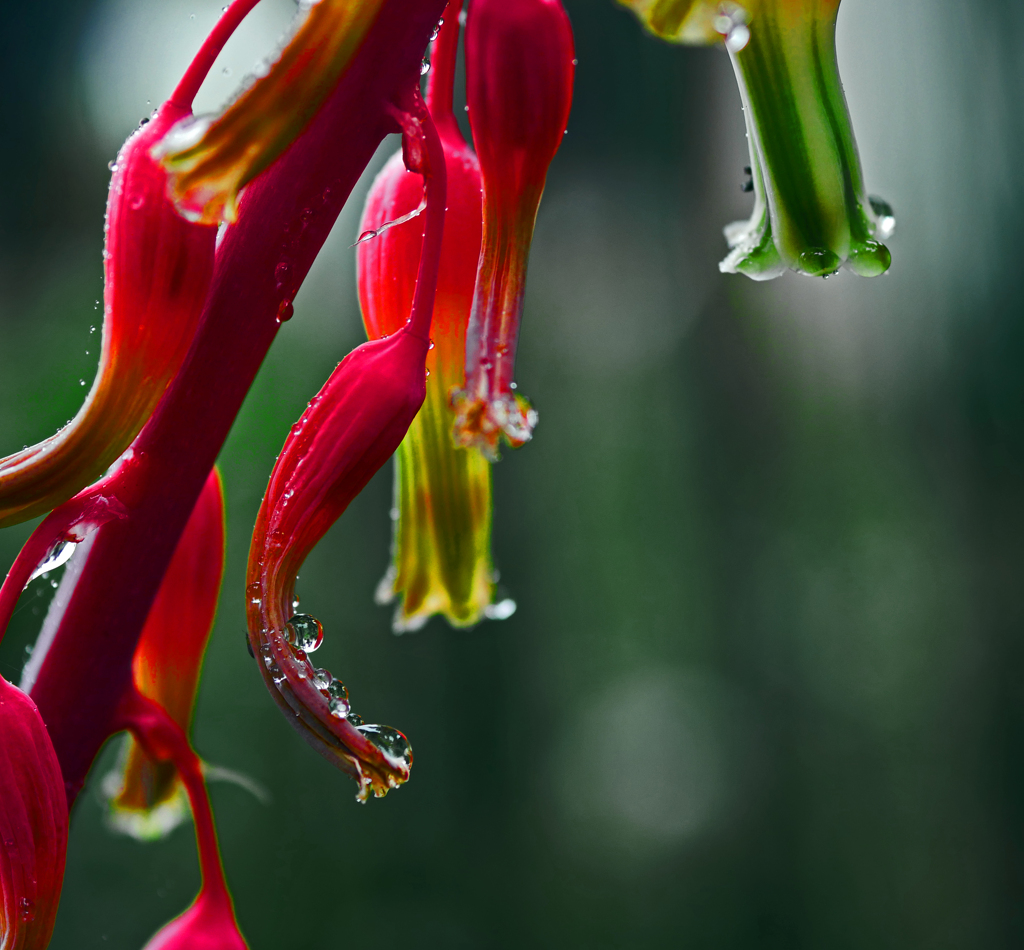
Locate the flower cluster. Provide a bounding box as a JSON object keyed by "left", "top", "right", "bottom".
{"left": 0, "top": 0, "right": 892, "bottom": 945}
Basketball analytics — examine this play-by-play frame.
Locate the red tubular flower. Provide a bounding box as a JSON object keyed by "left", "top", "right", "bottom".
{"left": 0, "top": 676, "right": 68, "bottom": 950}
{"left": 0, "top": 94, "right": 218, "bottom": 530}
{"left": 0, "top": 0, "right": 273, "bottom": 530}
{"left": 450, "top": 0, "right": 575, "bottom": 459}
{"left": 358, "top": 2, "right": 499, "bottom": 632}
{"left": 106, "top": 468, "right": 226, "bottom": 840}
{"left": 246, "top": 84, "right": 446, "bottom": 800}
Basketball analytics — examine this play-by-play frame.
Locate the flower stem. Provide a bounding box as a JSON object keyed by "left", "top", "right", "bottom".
{"left": 170, "top": 0, "right": 266, "bottom": 111}
{"left": 406, "top": 88, "right": 447, "bottom": 343}
{"left": 425, "top": 0, "right": 463, "bottom": 142}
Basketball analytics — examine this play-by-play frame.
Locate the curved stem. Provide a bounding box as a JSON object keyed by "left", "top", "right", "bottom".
{"left": 425, "top": 0, "right": 463, "bottom": 142}
{"left": 115, "top": 688, "right": 230, "bottom": 902}
{"left": 170, "top": 0, "right": 266, "bottom": 110}
{"left": 406, "top": 88, "right": 447, "bottom": 342}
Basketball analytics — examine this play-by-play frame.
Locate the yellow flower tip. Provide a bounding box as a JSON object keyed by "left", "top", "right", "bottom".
{"left": 618, "top": 0, "right": 725, "bottom": 43}
{"left": 450, "top": 390, "right": 537, "bottom": 461}
{"left": 377, "top": 387, "right": 504, "bottom": 634}
{"left": 103, "top": 741, "right": 190, "bottom": 842}
{"left": 156, "top": 0, "right": 387, "bottom": 225}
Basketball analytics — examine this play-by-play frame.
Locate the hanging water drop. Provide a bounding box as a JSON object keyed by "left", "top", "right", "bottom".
{"left": 285, "top": 614, "right": 323, "bottom": 652}
{"left": 346, "top": 711, "right": 364, "bottom": 727}
{"left": 420, "top": 60, "right": 431, "bottom": 76}
{"left": 357, "top": 724, "right": 412, "bottom": 769}
{"left": 484, "top": 598, "right": 517, "bottom": 621}
{"left": 29, "top": 540, "right": 77, "bottom": 583}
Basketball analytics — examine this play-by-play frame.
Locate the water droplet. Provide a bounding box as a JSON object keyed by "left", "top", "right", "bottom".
{"left": 425, "top": 368, "right": 431, "bottom": 378}
{"left": 222, "top": 66, "right": 232, "bottom": 76}
{"left": 19, "top": 897, "right": 34, "bottom": 923}
{"left": 847, "top": 240, "right": 891, "bottom": 278}
{"left": 725, "top": 23, "right": 749, "bottom": 52}
{"left": 264, "top": 655, "right": 276, "bottom": 670}
{"left": 50, "top": 579, "right": 58, "bottom": 589}
{"left": 572, "top": 58, "right": 578, "bottom": 66}
{"left": 277, "top": 299, "right": 294, "bottom": 321}
{"left": 485, "top": 598, "right": 517, "bottom": 621}
{"left": 346, "top": 711, "right": 365, "bottom": 727}
{"left": 389, "top": 507, "right": 400, "bottom": 521}
{"left": 326, "top": 679, "right": 348, "bottom": 702}
{"left": 79, "top": 379, "right": 86, "bottom": 386}
{"left": 274, "top": 261, "right": 291, "bottom": 287}
{"left": 796, "top": 247, "right": 840, "bottom": 277}
{"left": 357, "top": 724, "right": 412, "bottom": 768}
{"left": 285, "top": 614, "right": 323, "bottom": 653}
{"left": 420, "top": 60, "right": 431, "bottom": 76}
{"left": 868, "top": 195, "right": 896, "bottom": 239}
{"left": 329, "top": 696, "right": 350, "bottom": 718}
{"left": 29, "top": 541, "right": 77, "bottom": 582}
{"left": 428, "top": 339, "right": 435, "bottom": 349}
{"left": 510, "top": 382, "right": 518, "bottom": 390}
{"left": 107, "top": 160, "right": 118, "bottom": 172}
{"left": 312, "top": 668, "right": 332, "bottom": 690}
{"left": 90, "top": 325, "right": 97, "bottom": 333}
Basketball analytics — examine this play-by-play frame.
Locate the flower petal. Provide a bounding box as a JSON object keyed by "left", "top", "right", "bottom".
{"left": 0, "top": 101, "right": 217, "bottom": 528}
{"left": 617, "top": 0, "right": 721, "bottom": 43}
{"left": 246, "top": 330, "right": 427, "bottom": 800}
{"left": 0, "top": 676, "right": 68, "bottom": 950}
{"left": 158, "top": 0, "right": 388, "bottom": 224}
{"left": 106, "top": 469, "right": 226, "bottom": 841}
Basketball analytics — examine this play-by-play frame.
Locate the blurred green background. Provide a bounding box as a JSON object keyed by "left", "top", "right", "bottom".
{"left": 3, "top": 0, "right": 1024, "bottom": 946}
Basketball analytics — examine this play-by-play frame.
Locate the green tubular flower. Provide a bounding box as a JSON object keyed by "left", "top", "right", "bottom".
{"left": 620, "top": 0, "right": 894, "bottom": 279}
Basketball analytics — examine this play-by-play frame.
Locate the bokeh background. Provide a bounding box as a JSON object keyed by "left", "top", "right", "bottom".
{"left": 2, "top": 0, "right": 1024, "bottom": 946}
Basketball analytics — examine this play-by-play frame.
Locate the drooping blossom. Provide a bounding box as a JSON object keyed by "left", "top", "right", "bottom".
{"left": 450, "top": 0, "right": 576, "bottom": 460}
{"left": 0, "top": 676, "right": 68, "bottom": 950}
{"left": 0, "top": 94, "right": 219, "bottom": 529}
{"left": 105, "top": 468, "right": 226, "bottom": 841}
{"left": 620, "top": 0, "right": 894, "bottom": 278}
{"left": 358, "top": 1, "right": 500, "bottom": 632}
{"left": 245, "top": 81, "right": 446, "bottom": 800}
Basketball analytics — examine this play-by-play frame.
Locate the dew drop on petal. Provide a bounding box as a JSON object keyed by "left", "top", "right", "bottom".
{"left": 286, "top": 614, "right": 323, "bottom": 652}
{"left": 29, "top": 540, "right": 77, "bottom": 583}
{"left": 357, "top": 724, "right": 412, "bottom": 769}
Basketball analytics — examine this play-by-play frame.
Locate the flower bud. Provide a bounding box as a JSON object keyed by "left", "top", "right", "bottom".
{"left": 0, "top": 676, "right": 68, "bottom": 950}
{"left": 246, "top": 330, "right": 428, "bottom": 800}
{"left": 450, "top": 0, "right": 575, "bottom": 459}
